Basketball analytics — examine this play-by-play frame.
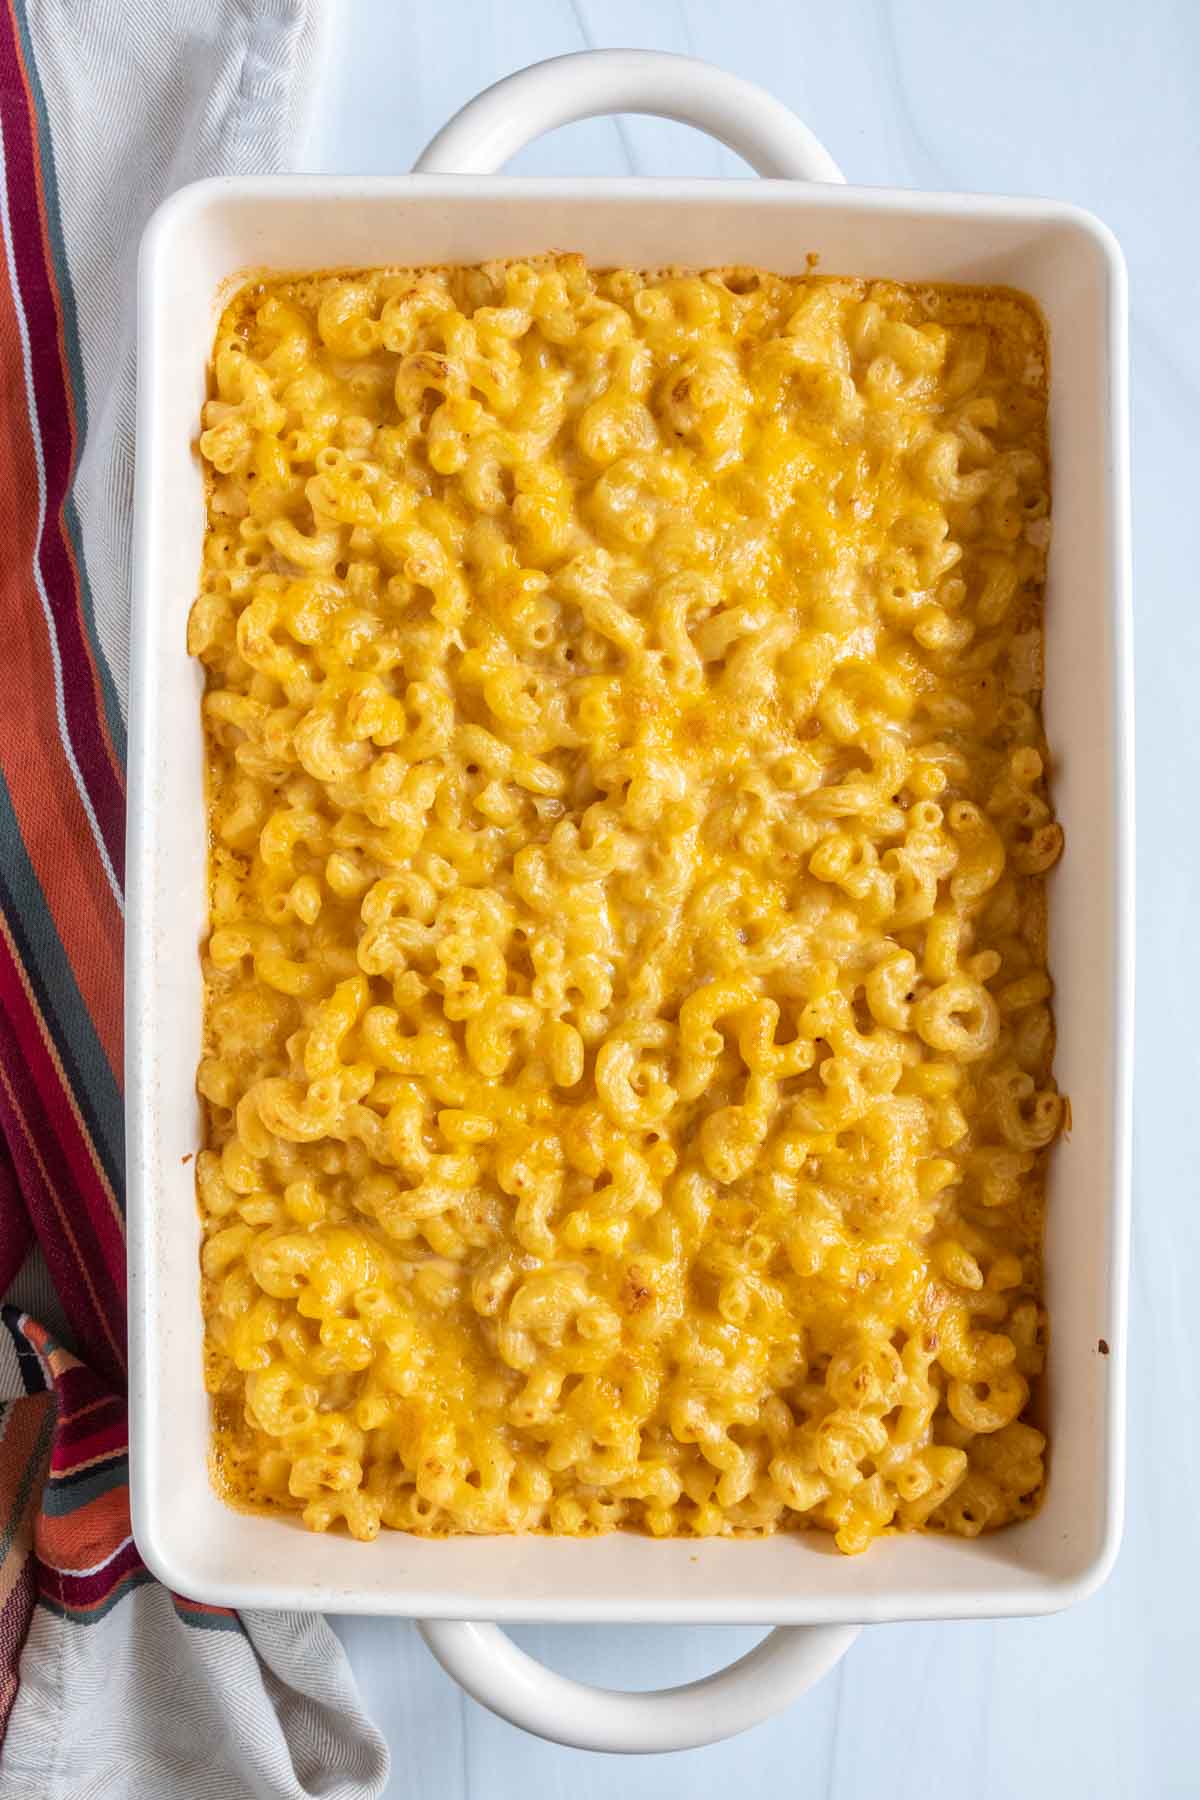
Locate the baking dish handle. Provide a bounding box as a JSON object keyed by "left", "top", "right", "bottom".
{"left": 417, "top": 1618, "right": 859, "bottom": 1753}
{"left": 413, "top": 49, "right": 845, "bottom": 182}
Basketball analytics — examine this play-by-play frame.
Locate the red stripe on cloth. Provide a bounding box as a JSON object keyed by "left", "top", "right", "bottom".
{"left": 0, "top": 1555, "right": 34, "bottom": 1737}
{"left": 0, "top": 944, "right": 125, "bottom": 1384}
{"left": 49, "top": 1435, "right": 125, "bottom": 1483}
{"left": 50, "top": 1396, "right": 125, "bottom": 1463}
{"left": 0, "top": 1132, "right": 31, "bottom": 1293}
{"left": 39, "top": 1536, "right": 144, "bottom": 1616}
{"left": 0, "top": 928, "right": 123, "bottom": 1284}
{"left": 49, "top": 1389, "right": 111, "bottom": 1429}
{"left": 0, "top": 9, "right": 125, "bottom": 858}
{"left": 0, "top": 1388, "right": 52, "bottom": 1737}
{"left": 0, "top": 292, "right": 123, "bottom": 1078}
{"left": 38, "top": 1482, "right": 130, "bottom": 1576}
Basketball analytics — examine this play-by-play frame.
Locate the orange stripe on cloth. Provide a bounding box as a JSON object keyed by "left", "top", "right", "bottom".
{"left": 0, "top": 271, "right": 122, "bottom": 1081}
{"left": 0, "top": 1395, "right": 52, "bottom": 1610}
{"left": 37, "top": 1482, "right": 129, "bottom": 1576}
{"left": 0, "top": 5, "right": 123, "bottom": 798}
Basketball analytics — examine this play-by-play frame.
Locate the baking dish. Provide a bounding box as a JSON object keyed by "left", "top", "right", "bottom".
{"left": 127, "top": 50, "right": 1132, "bottom": 1753}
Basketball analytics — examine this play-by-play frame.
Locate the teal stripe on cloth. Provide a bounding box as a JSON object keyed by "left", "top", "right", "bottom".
{"left": 39, "top": 1567, "right": 155, "bottom": 1627}
{"left": 169, "top": 1605, "right": 243, "bottom": 1635}
{"left": 0, "top": 775, "right": 123, "bottom": 1198}
{"left": 40, "top": 1454, "right": 126, "bottom": 1516}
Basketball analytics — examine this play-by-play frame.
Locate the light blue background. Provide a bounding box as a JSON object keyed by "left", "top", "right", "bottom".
{"left": 306, "top": 4, "right": 1197, "bottom": 1794}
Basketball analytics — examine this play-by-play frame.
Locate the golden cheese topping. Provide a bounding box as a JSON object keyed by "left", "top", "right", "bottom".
{"left": 191, "top": 257, "right": 1060, "bottom": 1553}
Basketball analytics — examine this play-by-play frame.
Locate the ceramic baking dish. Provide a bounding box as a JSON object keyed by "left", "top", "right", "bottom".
{"left": 127, "top": 50, "right": 1133, "bottom": 1753}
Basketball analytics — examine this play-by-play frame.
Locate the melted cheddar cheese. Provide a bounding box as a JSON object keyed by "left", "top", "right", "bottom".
{"left": 191, "top": 258, "right": 1059, "bottom": 1552}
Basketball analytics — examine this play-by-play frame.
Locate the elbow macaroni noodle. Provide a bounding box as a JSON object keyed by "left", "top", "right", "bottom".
{"left": 192, "top": 257, "right": 1061, "bottom": 1554}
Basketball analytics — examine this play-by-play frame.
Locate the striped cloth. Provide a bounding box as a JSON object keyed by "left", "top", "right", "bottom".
{"left": 0, "top": 2, "right": 390, "bottom": 1793}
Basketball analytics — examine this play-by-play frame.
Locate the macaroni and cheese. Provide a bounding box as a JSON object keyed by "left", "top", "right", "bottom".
{"left": 191, "top": 257, "right": 1061, "bottom": 1554}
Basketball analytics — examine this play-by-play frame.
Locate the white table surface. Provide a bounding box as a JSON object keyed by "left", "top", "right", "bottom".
{"left": 303, "top": 3, "right": 1198, "bottom": 1794}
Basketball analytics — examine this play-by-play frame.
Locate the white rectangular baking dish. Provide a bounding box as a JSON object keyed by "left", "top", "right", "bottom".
{"left": 127, "top": 51, "right": 1132, "bottom": 1753}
